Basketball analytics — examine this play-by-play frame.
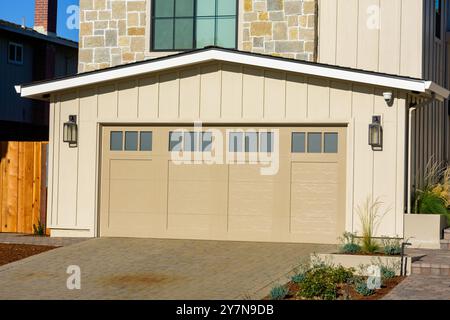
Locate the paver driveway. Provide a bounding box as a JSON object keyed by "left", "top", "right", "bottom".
{"left": 0, "top": 238, "right": 333, "bottom": 300}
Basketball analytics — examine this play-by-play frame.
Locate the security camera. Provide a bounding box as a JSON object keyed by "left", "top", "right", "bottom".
{"left": 383, "top": 92, "right": 394, "bottom": 106}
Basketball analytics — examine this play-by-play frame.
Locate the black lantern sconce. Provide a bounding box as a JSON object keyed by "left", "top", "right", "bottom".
{"left": 63, "top": 115, "right": 78, "bottom": 147}
{"left": 368, "top": 115, "right": 383, "bottom": 151}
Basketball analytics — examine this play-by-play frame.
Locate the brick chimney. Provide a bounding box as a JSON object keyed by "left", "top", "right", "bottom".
{"left": 34, "top": 0, "right": 57, "bottom": 34}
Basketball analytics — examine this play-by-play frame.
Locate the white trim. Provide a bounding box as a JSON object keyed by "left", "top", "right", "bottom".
{"left": 17, "top": 48, "right": 450, "bottom": 100}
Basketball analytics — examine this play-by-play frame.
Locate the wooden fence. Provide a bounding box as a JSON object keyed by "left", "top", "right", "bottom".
{"left": 0, "top": 141, "right": 48, "bottom": 234}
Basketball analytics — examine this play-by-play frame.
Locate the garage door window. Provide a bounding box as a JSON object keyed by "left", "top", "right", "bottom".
{"left": 229, "top": 132, "right": 243, "bottom": 152}
{"left": 110, "top": 130, "right": 153, "bottom": 151}
{"left": 260, "top": 132, "right": 274, "bottom": 153}
{"left": 307, "top": 133, "right": 322, "bottom": 153}
{"left": 292, "top": 132, "right": 305, "bottom": 153}
{"left": 202, "top": 132, "right": 213, "bottom": 151}
{"left": 169, "top": 131, "right": 213, "bottom": 152}
{"left": 125, "top": 131, "right": 138, "bottom": 151}
{"left": 110, "top": 131, "right": 123, "bottom": 151}
{"left": 140, "top": 132, "right": 153, "bottom": 151}
{"left": 324, "top": 133, "right": 338, "bottom": 153}
{"left": 292, "top": 132, "right": 339, "bottom": 153}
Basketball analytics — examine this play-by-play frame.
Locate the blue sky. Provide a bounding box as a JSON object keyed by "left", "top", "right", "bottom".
{"left": 0, "top": 0, "right": 79, "bottom": 42}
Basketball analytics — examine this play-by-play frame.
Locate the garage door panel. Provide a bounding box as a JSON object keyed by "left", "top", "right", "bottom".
{"left": 109, "top": 159, "right": 166, "bottom": 180}
{"left": 168, "top": 214, "right": 227, "bottom": 233}
{"left": 228, "top": 181, "right": 281, "bottom": 216}
{"left": 228, "top": 216, "right": 273, "bottom": 233}
{"left": 168, "top": 162, "right": 228, "bottom": 181}
{"left": 108, "top": 212, "right": 166, "bottom": 231}
{"left": 109, "top": 179, "right": 165, "bottom": 214}
{"left": 291, "top": 162, "right": 339, "bottom": 183}
{"left": 168, "top": 181, "right": 228, "bottom": 215}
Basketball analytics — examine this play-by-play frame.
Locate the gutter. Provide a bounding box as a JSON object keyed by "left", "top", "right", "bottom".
{"left": 407, "top": 94, "right": 436, "bottom": 214}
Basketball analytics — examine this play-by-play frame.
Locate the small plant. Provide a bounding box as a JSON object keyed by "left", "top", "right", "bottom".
{"left": 269, "top": 285, "right": 288, "bottom": 300}
{"left": 381, "top": 237, "right": 402, "bottom": 256}
{"left": 356, "top": 197, "right": 389, "bottom": 253}
{"left": 33, "top": 219, "right": 46, "bottom": 236}
{"left": 380, "top": 265, "right": 396, "bottom": 280}
{"left": 297, "top": 259, "right": 354, "bottom": 300}
{"left": 353, "top": 277, "right": 375, "bottom": 296}
{"left": 338, "top": 232, "right": 361, "bottom": 254}
{"left": 291, "top": 273, "right": 306, "bottom": 284}
{"left": 413, "top": 159, "right": 450, "bottom": 224}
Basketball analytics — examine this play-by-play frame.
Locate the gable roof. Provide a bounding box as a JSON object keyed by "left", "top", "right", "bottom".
{"left": 15, "top": 46, "right": 449, "bottom": 101}
{"left": 0, "top": 19, "right": 78, "bottom": 49}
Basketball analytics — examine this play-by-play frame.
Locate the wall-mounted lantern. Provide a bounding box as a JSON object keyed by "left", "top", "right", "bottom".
{"left": 63, "top": 115, "right": 77, "bottom": 147}
{"left": 368, "top": 115, "right": 383, "bottom": 151}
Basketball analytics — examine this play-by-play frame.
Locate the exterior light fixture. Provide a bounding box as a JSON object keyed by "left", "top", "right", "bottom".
{"left": 63, "top": 115, "right": 78, "bottom": 147}
{"left": 368, "top": 115, "right": 382, "bottom": 151}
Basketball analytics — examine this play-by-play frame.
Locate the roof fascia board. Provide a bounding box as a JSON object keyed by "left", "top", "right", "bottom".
{"left": 18, "top": 49, "right": 447, "bottom": 99}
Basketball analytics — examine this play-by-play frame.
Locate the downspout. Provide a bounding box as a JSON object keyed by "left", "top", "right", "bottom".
{"left": 407, "top": 94, "right": 436, "bottom": 214}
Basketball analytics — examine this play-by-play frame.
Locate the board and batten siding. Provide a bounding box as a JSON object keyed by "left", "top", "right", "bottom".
{"left": 318, "top": 0, "right": 423, "bottom": 78}
{"left": 47, "top": 62, "right": 407, "bottom": 238}
{"left": 410, "top": 0, "right": 450, "bottom": 191}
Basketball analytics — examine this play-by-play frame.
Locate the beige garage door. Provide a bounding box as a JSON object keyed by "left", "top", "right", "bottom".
{"left": 99, "top": 126, "right": 346, "bottom": 244}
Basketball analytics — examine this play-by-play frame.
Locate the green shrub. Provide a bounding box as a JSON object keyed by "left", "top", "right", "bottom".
{"left": 380, "top": 265, "right": 396, "bottom": 280}
{"left": 338, "top": 232, "right": 362, "bottom": 254}
{"left": 354, "top": 278, "right": 375, "bottom": 296}
{"left": 415, "top": 190, "right": 448, "bottom": 215}
{"left": 269, "top": 285, "right": 288, "bottom": 300}
{"left": 291, "top": 273, "right": 306, "bottom": 284}
{"left": 33, "top": 219, "right": 46, "bottom": 236}
{"left": 381, "top": 237, "right": 401, "bottom": 256}
{"left": 298, "top": 264, "right": 354, "bottom": 300}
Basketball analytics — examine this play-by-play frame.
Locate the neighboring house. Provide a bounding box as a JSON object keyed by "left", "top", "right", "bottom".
{"left": 15, "top": 0, "right": 450, "bottom": 243}
{"left": 0, "top": 0, "right": 78, "bottom": 141}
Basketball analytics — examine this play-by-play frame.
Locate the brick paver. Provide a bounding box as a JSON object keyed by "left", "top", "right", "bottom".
{"left": 383, "top": 275, "right": 450, "bottom": 300}
{"left": 0, "top": 238, "right": 333, "bottom": 300}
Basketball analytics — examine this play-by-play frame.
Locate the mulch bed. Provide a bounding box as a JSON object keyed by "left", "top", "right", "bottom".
{"left": 270, "top": 277, "right": 405, "bottom": 300}
{"left": 0, "top": 243, "right": 58, "bottom": 267}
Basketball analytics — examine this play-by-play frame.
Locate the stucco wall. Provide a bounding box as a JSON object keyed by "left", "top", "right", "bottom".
{"left": 48, "top": 61, "right": 407, "bottom": 238}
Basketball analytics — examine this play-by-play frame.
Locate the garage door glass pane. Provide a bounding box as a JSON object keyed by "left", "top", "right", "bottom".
{"left": 125, "top": 131, "right": 138, "bottom": 151}
{"left": 229, "top": 132, "right": 243, "bottom": 152}
{"left": 260, "top": 132, "right": 274, "bottom": 153}
{"left": 245, "top": 132, "right": 258, "bottom": 152}
{"left": 140, "top": 132, "right": 153, "bottom": 151}
{"left": 202, "top": 132, "right": 213, "bottom": 151}
{"left": 184, "top": 132, "right": 198, "bottom": 151}
{"left": 292, "top": 133, "right": 305, "bottom": 153}
{"left": 110, "top": 131, "right": 123, "bottom": 151}
{"left": 324, "top": 133, "right": 338, "bottom": 153}
{"left": 169, "top": 131, "right": 183, "bottom": 151}
{"left": 308, "top": 133, "right": 322, "bottom": 153}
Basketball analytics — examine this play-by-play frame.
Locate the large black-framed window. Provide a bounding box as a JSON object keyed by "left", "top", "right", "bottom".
{"left": 151, "top": 0, "right": 238, "bottom": 51}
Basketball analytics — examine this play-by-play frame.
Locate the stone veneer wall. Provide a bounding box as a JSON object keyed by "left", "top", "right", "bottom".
{"left": 242, "top": 0, "right": 317, "bottom": 61}
{"left": 78, "top": 0, "right": 147, "bottom": 72}
{"left": 78, "top": 0, "right": 318, "bottom": 72}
